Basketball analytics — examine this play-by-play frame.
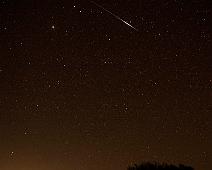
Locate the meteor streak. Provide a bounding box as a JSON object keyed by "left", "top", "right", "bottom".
{"left": 89, "top": 0, "right": 138, "bottom": 31}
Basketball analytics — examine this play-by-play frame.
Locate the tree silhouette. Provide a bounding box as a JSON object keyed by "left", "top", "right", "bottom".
{"left": 127, "top": 162, "right": 194, "bottom": 170}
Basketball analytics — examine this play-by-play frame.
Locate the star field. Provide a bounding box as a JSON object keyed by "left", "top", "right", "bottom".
{"left": 0, "top": 0, "right": 211, "bottom": 170}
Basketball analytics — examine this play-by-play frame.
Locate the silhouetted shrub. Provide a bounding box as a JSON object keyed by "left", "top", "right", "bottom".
{"left": 127, "top": 162, "right": 194, "bottom": 170}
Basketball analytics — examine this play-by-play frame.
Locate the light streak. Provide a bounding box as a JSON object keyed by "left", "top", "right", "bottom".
{"left": 90, "top": 0, "right": 138, "bottom": 31}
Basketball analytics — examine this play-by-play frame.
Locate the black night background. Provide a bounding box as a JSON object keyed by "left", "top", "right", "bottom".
{"left": 0, "top": 0, "right": 211, "bottom": 170}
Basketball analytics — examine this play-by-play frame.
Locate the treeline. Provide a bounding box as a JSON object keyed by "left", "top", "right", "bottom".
{"left": 127, "top": 162, "right": 194, "bottom": 170}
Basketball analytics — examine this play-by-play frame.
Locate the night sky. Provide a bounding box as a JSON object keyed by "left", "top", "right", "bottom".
{"left": 0, "top": 0, "right": 211, "bottom": 170}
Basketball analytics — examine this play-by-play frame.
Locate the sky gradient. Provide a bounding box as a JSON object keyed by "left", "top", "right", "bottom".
{"left": 0, "top": 0, "right": 211, "bottom": 170}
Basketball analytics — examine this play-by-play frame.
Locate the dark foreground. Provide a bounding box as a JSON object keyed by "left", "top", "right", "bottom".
{"left": 128, "top": 162, "right": 194, "bottom": 170}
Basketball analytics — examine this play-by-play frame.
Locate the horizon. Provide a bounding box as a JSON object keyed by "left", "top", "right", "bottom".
{"left": 0, "top": 0, "right": 210, "bottom": 170}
